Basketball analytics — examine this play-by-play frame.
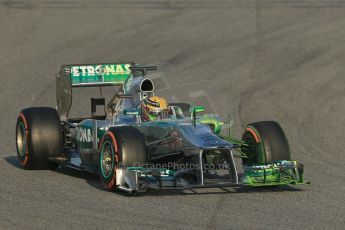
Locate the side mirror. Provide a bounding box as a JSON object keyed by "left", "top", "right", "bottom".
{"left": 124, "top": 108, "right": 140, "bottom": 116}
{"left": 190, "top": 106, "right": 204, "bottom": 114}
{"left": 190, "top": 106, "right": 205, "bottom": 126}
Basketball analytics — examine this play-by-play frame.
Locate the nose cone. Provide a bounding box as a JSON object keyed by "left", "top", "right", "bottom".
{"left": 179, "top": 123, "right": 233, "bottom": 148}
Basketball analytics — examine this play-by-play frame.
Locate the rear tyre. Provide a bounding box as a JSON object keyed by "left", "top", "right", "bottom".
{"left": 169, "top": 103, "right": 191, "bottom": 117}
{"left": 99, "top": 126, "right": 147, "bottom": 191}
{"left": 16, "top": 107, "right": 63, "bottom": 169}
{"left": 241, "top": 121, "right": 290, "bottom": 166}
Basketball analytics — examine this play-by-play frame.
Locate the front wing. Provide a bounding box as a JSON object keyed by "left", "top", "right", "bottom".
{"left": 114, "top": 149, "right": 309, "bottom": 193}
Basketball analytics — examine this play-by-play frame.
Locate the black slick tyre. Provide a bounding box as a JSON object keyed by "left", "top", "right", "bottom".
{"left": 99, "top": 126, "right": 147, "bottom": 191}
{"left": 16, "top": 107, "right": 63, "bottom": 169}
{"left": 241, "top": 121, "right": 291, "bottom": 166}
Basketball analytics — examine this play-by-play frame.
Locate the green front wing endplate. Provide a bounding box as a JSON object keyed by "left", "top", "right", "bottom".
{"left": 241, "top": 160, "right": 308, "bottom": 186}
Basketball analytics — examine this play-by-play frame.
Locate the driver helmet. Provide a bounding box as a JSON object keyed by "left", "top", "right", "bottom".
{"left": 141, "top": 96, "right": 169, "bottom": 121}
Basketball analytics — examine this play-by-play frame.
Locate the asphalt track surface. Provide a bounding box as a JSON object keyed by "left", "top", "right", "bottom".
{"left": 1, "top": 0, "right": 345, "bottom": 229}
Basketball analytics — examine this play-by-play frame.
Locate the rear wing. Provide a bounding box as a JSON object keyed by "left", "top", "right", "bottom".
{"left": 56, "top": 63, "right": 134, "bottom": 121}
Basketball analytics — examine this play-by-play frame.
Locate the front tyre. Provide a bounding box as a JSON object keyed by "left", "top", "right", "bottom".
{"left": 99, "top": 131, "right": 118, "bottom": 191}
{"left": 241, "top": 121, "right": 291, "bottom": 166}
{"left": 99, "top": 126, "right": 147, "bottom": 191}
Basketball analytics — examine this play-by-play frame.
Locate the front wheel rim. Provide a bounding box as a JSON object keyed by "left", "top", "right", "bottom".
{"left": 242, "top": 127, "right": 265, "bottom": 165}
{"left": 100, "top": 140, "right": 115, "bottom": 179}
{"left": 16, "top": 122, "right": 26, "bottom": 159}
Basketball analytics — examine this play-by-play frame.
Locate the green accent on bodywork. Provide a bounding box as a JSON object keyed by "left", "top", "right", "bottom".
{"left": 147, "top": 113, "right": 156, "bottom": 121}
{"left": 241, "top": 160, "right": 307, "bottom": 186}
{"left": 67, "top": 64, "right": 132, "bottom": 85}
{"left": 199, "top": 115, "right": 224, "bottom": 135}
{"left": 220, "top": 135, "right": 247, "bottom": 146}
{"left": 217, "top": 135, "right": 249, "bottom": 158}
{"left": 232, "top": 148, "right": 249, "bottom": 159}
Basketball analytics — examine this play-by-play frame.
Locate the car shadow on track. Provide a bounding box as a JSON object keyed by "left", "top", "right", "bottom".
{"left": 5, "top": 156, "right": 304, "bottom": 197}
{"left": 134, "top": 185, "right": 304, "bottom": 197}
{"left": 5, "top": 156, "right": 23, "bottom": 169}
{"left": 4, "top": 155, "right": 105, "bottom": 190}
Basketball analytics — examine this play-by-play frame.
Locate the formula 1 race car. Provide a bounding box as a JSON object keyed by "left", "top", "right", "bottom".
{"left": 15, "top": 63, "right": 308, "bottom": 193}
